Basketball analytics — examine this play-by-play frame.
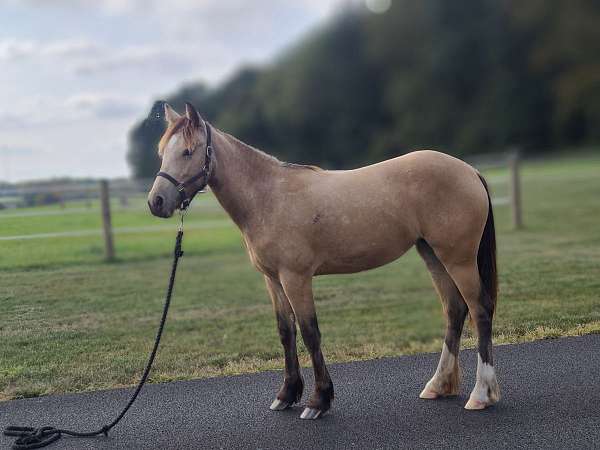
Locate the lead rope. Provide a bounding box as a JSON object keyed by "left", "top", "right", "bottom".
{"left": 4, "top": 212, "right": 187, "bottom": 450}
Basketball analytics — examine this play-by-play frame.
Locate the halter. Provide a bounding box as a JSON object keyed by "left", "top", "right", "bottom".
{"left": 156, "top": 120, "right": 213, "bottom": 210}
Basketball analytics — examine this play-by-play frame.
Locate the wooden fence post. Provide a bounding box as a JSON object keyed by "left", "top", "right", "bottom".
{"left": 99, "top": 180, "right": 115, "bottom": 261}
{"left": 509, "top": 152, "right": 523, "bottom": 230}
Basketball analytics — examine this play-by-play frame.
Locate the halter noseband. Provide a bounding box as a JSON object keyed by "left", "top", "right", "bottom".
{"left": 156, "top": 120, "right": 213, "bottom": 210}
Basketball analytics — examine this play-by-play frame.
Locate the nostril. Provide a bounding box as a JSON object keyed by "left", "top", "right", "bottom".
{"left": 154, "top": 195, "right": 164, "bottom": 209}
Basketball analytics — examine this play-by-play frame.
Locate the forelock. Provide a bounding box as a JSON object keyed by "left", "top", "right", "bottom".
{"left": 158, "top": 117, "right": 199, "bottom": 156}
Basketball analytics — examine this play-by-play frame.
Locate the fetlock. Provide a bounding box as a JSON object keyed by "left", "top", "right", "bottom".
{"left": 277, "top": 376, "right": 304, "bottom": 404}
{"left": 307, "top": 381, "right": 334, "bottom": 412}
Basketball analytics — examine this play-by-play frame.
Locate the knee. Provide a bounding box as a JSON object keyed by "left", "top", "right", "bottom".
{"left": 276, "top": 312, "right": 296, "bottom": 342}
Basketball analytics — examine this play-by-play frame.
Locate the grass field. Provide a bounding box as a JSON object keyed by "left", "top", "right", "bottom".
{"left": 1, "top": 153, "right": 599, "bottom": 401}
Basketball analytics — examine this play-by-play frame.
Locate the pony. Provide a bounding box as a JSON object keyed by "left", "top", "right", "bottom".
{"left": 148, "top": 102, "right": 500, "bottom": 420}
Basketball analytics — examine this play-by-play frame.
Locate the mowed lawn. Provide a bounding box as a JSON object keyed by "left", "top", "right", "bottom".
{"left": 1, "top": 153, "right": 599, "bottom": 401}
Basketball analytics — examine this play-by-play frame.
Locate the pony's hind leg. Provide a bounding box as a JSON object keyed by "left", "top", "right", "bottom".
{"left": 416, "top": 239, "right": 468, "bottom": 399}
{"left": 443, "top": 261, "right": 500, "bottom": 410}
{"left": 264, "top": 276, "right": 304, "bottom": 411}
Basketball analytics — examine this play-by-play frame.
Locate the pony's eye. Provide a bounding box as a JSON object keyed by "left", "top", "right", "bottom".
{"left": 182, "top": 148, "right": 192, "bottom": 158}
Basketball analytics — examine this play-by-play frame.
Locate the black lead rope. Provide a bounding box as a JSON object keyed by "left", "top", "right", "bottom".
{"left": 4, "top": 214, "right": 187, "bottom": 450}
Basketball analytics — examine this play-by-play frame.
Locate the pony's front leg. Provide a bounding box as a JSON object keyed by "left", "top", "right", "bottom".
{"left": 279, "top": 271, "right": 334, "bottom": 420}
{"left": 264, "top": 276, "right": 304, "bottom": 411}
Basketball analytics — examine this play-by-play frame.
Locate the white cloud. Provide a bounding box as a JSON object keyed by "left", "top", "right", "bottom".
{"left": 0, "top": 144, "right": 36, "bottom": 156}
{"left": 0, "top": 39, "right": 37, "bottom": 61}
{"left": 12, "top": 0, "right": 344, "bottom": 17}
{"left": 43, "top": 39, "right": 102, "bottom": 58}
{"left": 72, "top": 46, "right": 192, "bottom": 76}
{"left": 0, "top": 111, "right": 28, "bottom": 129}
{"left": 0, "top": 93, "right": 144, "bottom": 132}
{"left": 0, "top": 37, "right": 194, "bottom": 78}
{"left": 0, "top": 38, "right": 101, "bottom": 62}
{"left": 0, "top": 99, "right": 64, "bottom": 130}
{"left": 64, "top": 93, "right": 143, "bottom": 118}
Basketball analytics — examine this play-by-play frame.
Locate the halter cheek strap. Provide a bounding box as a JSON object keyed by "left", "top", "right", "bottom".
{"left": 156, "top": 120, "right": 213, "bottom": 210}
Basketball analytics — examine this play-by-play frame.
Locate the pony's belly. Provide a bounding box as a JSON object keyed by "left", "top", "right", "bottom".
{"left": 314, "top": 239, "right": 414, "bottom": 275}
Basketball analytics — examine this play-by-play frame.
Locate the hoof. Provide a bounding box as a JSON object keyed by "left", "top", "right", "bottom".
{"left": 300, "top": 407, "right": 322, "bottom": 420}
{"left": 464, "top": 398, "right": 488, "bottom": 410}
{"left": 465, "top": 361, "right": 500, "bottom": 411}
{"left": 419, "top": 387, "right": 440, "bottom": 400}
{"left": 270, "top": 398, "right": 292, "bottom": 411}
{"left": 419, "top": 377, "right": 458, "bottom": 400}
{"left": 464, "top": 389, "right": 499, "bottom": 410}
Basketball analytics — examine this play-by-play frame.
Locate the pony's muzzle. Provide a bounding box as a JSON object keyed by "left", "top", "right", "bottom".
{"left": 148, "top": 192, "right": 174, "bottom": 218}
{"left": 148, "top": 176, "right": 181, "bottom": 218}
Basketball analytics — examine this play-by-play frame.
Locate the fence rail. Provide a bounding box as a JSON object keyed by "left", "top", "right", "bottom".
{"left": 0, "top": 153, "right": 523, "bottom": 260}
{"left": 0, "top": 220, "right": 232, "bottom": 242}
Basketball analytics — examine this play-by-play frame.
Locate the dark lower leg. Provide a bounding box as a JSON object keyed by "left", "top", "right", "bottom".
{"left": 265, "top": 277, "right": 303, "bottom": 405}
{"left": 441, "top": 260, "right": 500, "bottom": 408}
{"left": 299, "top": 316, "right": 334, "bottom": 412}
{"left": 278, "top": 272, "right": 333, "bottom": 418}
{"left": 439, "top": 299, "right": 468, "bottom": 394}
{"left": 417, "top": 239, "right": 468, "bottom": 396}
{"left": 474, "top": 290, "right": 495, "bottom": 365}
{"left": 444, "top": 298, "right": 468, "bottom": 357}
{"left": 275, "top": 311, "right": 303, "bottom": 403}
{"left": 421, "top": 293, "right": 468, "bottom": 397}
{"left": 417, "top": 238, "right": 467, "bottom": 357}
{"left": 465, "top": 292, "right": 500, "bottom": 408}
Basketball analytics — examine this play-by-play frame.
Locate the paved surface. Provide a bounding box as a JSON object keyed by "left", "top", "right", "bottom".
{"left": 2, "top": 335, "right": 599, "bottom": 449}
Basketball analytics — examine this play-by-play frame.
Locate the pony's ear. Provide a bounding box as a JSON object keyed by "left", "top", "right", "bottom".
{"left": 164, "top": 103, "right": 181, "bottom": 124}
{"left": 185, "top": 102, "right": 201, "bottom": 128}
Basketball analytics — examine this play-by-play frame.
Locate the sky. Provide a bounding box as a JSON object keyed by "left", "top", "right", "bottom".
{"left": 0, "top": 0, "right": 353, "bottom": 182}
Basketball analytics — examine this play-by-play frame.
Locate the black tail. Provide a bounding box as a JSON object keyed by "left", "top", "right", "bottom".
{"left": 477, "top": 174, "right": 498, "bottom": 314}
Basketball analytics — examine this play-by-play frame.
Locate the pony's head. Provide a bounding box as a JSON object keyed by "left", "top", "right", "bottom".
{"left": 148, "top": 102, "right": 211, "bottom": 218}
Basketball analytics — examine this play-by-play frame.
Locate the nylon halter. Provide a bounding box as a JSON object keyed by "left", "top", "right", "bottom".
{"left": 156, "top": 120, "right": 213, "bottom": 210}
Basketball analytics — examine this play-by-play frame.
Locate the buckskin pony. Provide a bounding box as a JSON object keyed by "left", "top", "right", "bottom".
{"left": 148, "top": 103, "right": 500, "bottom": 420}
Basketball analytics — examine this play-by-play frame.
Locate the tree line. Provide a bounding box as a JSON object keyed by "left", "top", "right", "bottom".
{"left": 128, "top": 0, "right": 600, "bottom": 178}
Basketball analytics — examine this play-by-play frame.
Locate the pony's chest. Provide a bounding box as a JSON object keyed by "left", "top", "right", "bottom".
{"left": 242, "top": 228, "right": 316, "bottom": 277}
{"left": 242, "top": 233, "right": 279, "bottom": 277}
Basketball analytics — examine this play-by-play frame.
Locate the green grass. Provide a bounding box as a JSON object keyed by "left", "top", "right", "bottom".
{"left": 0, "top": 195, "right": 235, "bottom": 270}
{"left": 1, "top": 153, "right": 599, "bottom": 401}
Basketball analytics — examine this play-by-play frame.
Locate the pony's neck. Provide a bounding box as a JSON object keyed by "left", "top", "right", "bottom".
{"left": 207, "top": 129, "right": 281, "bottom": 229}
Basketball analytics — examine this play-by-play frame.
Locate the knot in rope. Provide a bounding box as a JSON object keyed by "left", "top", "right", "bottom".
{"left": 4, "top": 426, "right": 61, "bottom": 449}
